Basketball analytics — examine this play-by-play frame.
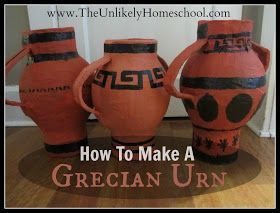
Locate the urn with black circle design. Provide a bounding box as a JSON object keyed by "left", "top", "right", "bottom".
{"left": 73, "top": 39, "right": 170, "bottom": 160}
{"left": 163, "top": 20, "right": 270, "bottom": 164}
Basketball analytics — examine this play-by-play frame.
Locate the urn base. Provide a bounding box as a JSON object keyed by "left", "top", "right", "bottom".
{"left": 193, "top": 147, "right": 238, "bottom": 164}
{"left": 192, "top": 126, "right": 240, "bottom": 164}
{"left": 45, "top": 137, "right": 88, "bottom": 158}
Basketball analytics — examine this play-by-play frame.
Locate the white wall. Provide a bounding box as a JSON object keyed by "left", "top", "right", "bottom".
{"left": 247, "top": 5, "right": 276, "bottom": 137}
{"left": 5, "top": 5, "right": 30, "bottom": 85}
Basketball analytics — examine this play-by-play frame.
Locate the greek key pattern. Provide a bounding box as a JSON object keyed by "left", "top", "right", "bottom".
{"left": 93, "top": 67, "right": 165, "bottom": 90}
{"left": 204, "top": 32, "right": 252, "bottom": 53}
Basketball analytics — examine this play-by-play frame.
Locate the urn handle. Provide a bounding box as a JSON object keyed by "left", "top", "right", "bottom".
{"left": 163, "top": 39, "right": 207, "bottom": 102}
{"left": 251, "top": 41, "right": 270, "bottom": 71}
{"left": 5, "top": 47, "right": 31, "bottom": 108}
{"left": 73, "top": 55, "right": 111, "bottom": 120}
{"left": 157, "top": 54, "right": 168, "bottom": 71}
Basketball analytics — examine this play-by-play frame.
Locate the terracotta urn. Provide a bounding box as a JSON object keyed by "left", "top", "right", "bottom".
{"left": 5, "top": 27, "right": 91, "bottom": 157}
{"left": 73, "top": 38, "right": 170, "bottom": 160}
{"left": 163, "top": 20, "right": 270, "bottom": 164}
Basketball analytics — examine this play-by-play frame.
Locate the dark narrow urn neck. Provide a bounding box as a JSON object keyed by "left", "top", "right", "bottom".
{"left": 197, "top": 20, "right": 253, "bottom": 53}
{"left": 22, "top": 27, "right": 78, "bottom": 63}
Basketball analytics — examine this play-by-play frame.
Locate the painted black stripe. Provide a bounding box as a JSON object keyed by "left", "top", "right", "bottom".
{"left": 104, "top": 44, "right": 157, "bottom": 53}
{"left": 111, "top": 143, "right": 155, "bottom": 153}
{"left": 32, "top": 51, "right": 78, "bottom": 63}
{"left": 111, "top": 137, "right": 155, "bottom": 146}
{"left": 25, "top": 31, "right": 75, "bottom": 44}
{"left": 44, "top": 138, "right": 87, "bottom": 154}
{"left": 193, "top": 124, "right": 240, "bottom": 132}
{"left": 208, "top": 32, "right": 252, "bottom": 40}
{"left": 193, "top": 148, "right": 238, "bottom": 164}
{"left": 203, "top": 47, "right": 251, "bottom": 54}
{"left": 180, "top": 76, "right": 266, "bottom": 89}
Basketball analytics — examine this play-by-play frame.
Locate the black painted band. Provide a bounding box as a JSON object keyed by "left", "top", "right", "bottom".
{"left": 203, "top": 47, "right": 251, "bottom": 54}
{"left": 31, "top": 51, "right": 78, "bottom": 63}
{"left": 193, "top": 124, "right": 240, "bottom": 132}
{"left": 111, "top": 143, "right": 155, "bottom": 153}
{"left": 193, "top": 147, "right": 238, "bottom": 164}
{"left": 180, "top": 76, "right": 266, "bottom": 89}
{"left": 24, "top": 31, "right": 75, "bottom": 44}
{"left": 208, "top": 32, "right": 252, "bottom": 40}
{"left": 44, "top": 138, "right": 87, "bottom": 154}
{"left": 104, "top": 43, "right": 157, "bottom": 53}
{"left": 111, "top": 137, "right": 155, "bottom": 146}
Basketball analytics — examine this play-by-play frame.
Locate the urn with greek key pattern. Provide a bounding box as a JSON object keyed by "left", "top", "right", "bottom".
{"left": 163, "top": 20, "right": 270, "bottom": 164}
{"left": 6, "top": 27, "right": 91, "bottom": 157}
{"left": 73, "top": 39, "right": 170, "bottom": 159}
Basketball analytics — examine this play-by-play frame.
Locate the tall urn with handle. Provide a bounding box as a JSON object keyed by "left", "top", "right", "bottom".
{"left": 163, "top": 20, "right": 270, "bottom": 164}
{"left": 73, "top": 39, "right": 170, "bottom": 160}
{"left": 5, "top": 27, "right": 92, "bottom": 157}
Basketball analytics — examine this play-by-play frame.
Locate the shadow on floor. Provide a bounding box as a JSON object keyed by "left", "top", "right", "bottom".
{"left": 18, "top": 136, "right": 261, "bottom": 199}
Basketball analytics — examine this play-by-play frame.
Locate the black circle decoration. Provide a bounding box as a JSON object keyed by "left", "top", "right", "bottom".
{"left": 226, "top": 93, "right": 253, "bottom": 123}
{"left": 197, "top": 93, "right": 218, "bottom": 122}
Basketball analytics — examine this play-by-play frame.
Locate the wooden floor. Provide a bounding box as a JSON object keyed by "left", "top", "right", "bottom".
{"left": 5, "top": 120, "right": 275, "bottom": 208}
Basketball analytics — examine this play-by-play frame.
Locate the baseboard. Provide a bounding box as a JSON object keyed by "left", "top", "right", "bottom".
{"left": 5, "top": 120, "right": 36, "bottom": 127}
{"left": 269, "top": 131, "right": 275, "bottom": 138}
{"left": 7, "top": 120, "right": 273, "bottom": 139}
{"left": 5, "top": 115, "right": 275, "bottom": 138}
{"left": 259, "top": 130, "right": 272, "bottom": 138}
{"left": 246, "top": 122, "right": 272, "bottom": 138}
{"left": 6, "top": 85, "right": 19, "bottom": 91}
{"left": 246, "top": 122, "right": 261, "bottom": 136}
{"left": 5, "top": 117, "right": 190, "bottom": 127}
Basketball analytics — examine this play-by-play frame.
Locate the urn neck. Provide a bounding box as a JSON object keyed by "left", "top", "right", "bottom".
{"left": 104, "top": 39, "right": 157, "bottom": 54}
{"left": 197, "top": 20, "right": 253, "bottom": 53}
{"left": 197, "top": 20, "right": 253, "bottom": 39}
{"left": 22, "top": 27, "right": 78, "bottom": 63}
